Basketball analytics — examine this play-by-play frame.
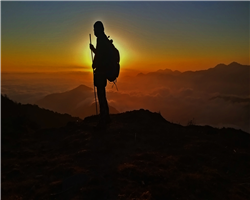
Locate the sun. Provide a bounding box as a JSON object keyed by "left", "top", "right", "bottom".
{"left": 80, "top": 34, "right": 130, "bottom": 72}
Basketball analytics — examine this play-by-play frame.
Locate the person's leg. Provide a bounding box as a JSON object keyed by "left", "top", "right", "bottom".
{"left": 103, "top": 88, "right": 109, "bottom": 119}
{"left": 97, "top": 86, "right": 109, "bottom": 123}
{"left": 103, "top": 87, "right": 111, "bottom": 123}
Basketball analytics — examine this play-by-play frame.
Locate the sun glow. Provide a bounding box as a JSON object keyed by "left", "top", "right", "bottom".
{"left": 80, "top": 33, "right": 130, "bottom": 73}
{"left": 112, "top": 38, "right": 128, "bottom": 67}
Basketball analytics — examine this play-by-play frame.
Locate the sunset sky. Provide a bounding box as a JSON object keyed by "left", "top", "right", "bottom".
{"left": 1, "top": 1, "right": 249, "bottom": 73}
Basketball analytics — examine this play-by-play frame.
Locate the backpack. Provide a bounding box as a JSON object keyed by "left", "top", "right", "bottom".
{"left": 106, "top": 38, "right": 120, "bottom": 83}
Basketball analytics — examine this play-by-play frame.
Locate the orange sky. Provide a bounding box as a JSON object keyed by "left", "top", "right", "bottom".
{"left": 1, "top": 2, "right": 249, "bottom": 74}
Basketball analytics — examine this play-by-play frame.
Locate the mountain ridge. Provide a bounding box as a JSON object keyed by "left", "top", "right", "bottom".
{"left": 138, "top": 62, "right": 249, "bottom": 76}
{"left": 133, "top": 62, "right": 249, "bottom": 96}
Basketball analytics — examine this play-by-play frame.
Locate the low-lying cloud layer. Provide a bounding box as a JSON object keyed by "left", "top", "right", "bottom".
{"left": 2, "top": 62, "right": 249, "bottom": 132}
{"left": 1, "top": 72, "right": 93, "bottom": 104}
{"left": 107, "top": 62, "right": 249, "bottom": 132}
{"left": 107, "top": 88, "right": 249, "bottom": 132}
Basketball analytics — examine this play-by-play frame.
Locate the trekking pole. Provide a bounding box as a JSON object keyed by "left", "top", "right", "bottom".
{"left": 89, "top": 34, "right": 98, "bottom": 115}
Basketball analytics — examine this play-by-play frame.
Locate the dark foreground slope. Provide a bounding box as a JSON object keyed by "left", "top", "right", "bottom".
{"left": 2, "top": 109, "right": 250, "bottom": 200}
{"left": 1, "top": 94, "right": 80, "bottom": 130}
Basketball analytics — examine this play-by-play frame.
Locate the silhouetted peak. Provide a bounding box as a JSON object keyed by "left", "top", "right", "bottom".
{"left": 65, "top": 85, "right": 92, "bottom": 95}
{"left": 215, "top": 62, "right": 243, "bottom": 70}
{"left": 228, "top": 62, "right": 242, "bottom": 67}
{"left": 156, "top": 68, "right": 173, "bottom": 74}
{"left": 214, "top": 63, "right": 227, "bottom": 69}
{"left": 137, "top": 72, "right": 145, "bottom": 76}
{"left": 128, "top": 109, "right": 168, "bottom": 123}
{"left": 163, "top": 68, "right": 173, "bottom": 73}
{"left": 73, "top": 85, "right": 92, "bottom": 91}
{"left": 85, "top": 109, "right": 169, "bottom": 126}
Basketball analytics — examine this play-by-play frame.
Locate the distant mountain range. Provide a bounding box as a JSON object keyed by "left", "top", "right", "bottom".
{"left": 35, "top": 84, "right": 119, "bottom": 119}
{"left": 2, "top": 62, "right": 249, "bottom": 133}
{"left": 33, "top": 62, "right": 249, "bottom": 131}
{"left": 133, "top": 62, "right": 249, "bottom": 95}
{"left": 110, "top": 62, "right": 249, "bottom": 133}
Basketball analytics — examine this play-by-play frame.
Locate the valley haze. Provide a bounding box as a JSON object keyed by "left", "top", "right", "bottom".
{"left": 2, "top": 62, "right": 249, "bottom": 133}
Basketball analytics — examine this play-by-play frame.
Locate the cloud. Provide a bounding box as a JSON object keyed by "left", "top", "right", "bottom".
{"left": 3, "top": 64, "right": 249, "bottom": 133}
{"left": 106, "top": 87, "right": 249, "bottom": 133}
{"left": 1, "top": 72, "right": 93, "bottom": 104}
{"left": 210, "top": 95, "right": 250, "bottom": 104}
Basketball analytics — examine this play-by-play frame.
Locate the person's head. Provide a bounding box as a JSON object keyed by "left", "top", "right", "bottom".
{"left": 94, "top": 21, "right": 104, "bottom": 37}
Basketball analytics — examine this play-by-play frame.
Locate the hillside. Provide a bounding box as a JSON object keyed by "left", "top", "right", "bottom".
{"left": 2, "top": 109, "right": 250, "bottom": 199}
{"left": 1, "top": 94, "right": 80, "bottom": 130}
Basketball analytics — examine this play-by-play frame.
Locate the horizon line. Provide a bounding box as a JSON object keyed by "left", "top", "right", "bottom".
{"left": 1, "top": 61, "right": 249, "bottom": 75}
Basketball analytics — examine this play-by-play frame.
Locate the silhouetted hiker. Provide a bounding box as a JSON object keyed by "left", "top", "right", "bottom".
{"left": 90, "top": 21, "right": 111, "bottom": 129}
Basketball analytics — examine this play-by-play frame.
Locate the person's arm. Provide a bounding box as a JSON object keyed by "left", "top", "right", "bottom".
{"left": 92, "top": 38, "right": 100, "bottom": 69}
{"left": 89, "top": 44, "right": 96, "bottom": 54}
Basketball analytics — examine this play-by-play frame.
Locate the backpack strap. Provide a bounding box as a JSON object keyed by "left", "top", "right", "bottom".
{"left": 108, "top": 79, "right": 118, "bottom": 91}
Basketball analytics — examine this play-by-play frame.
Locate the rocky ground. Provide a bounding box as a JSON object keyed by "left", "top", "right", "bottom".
{"left": 2, "top": 109, "right": 250, "bottom": 200}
